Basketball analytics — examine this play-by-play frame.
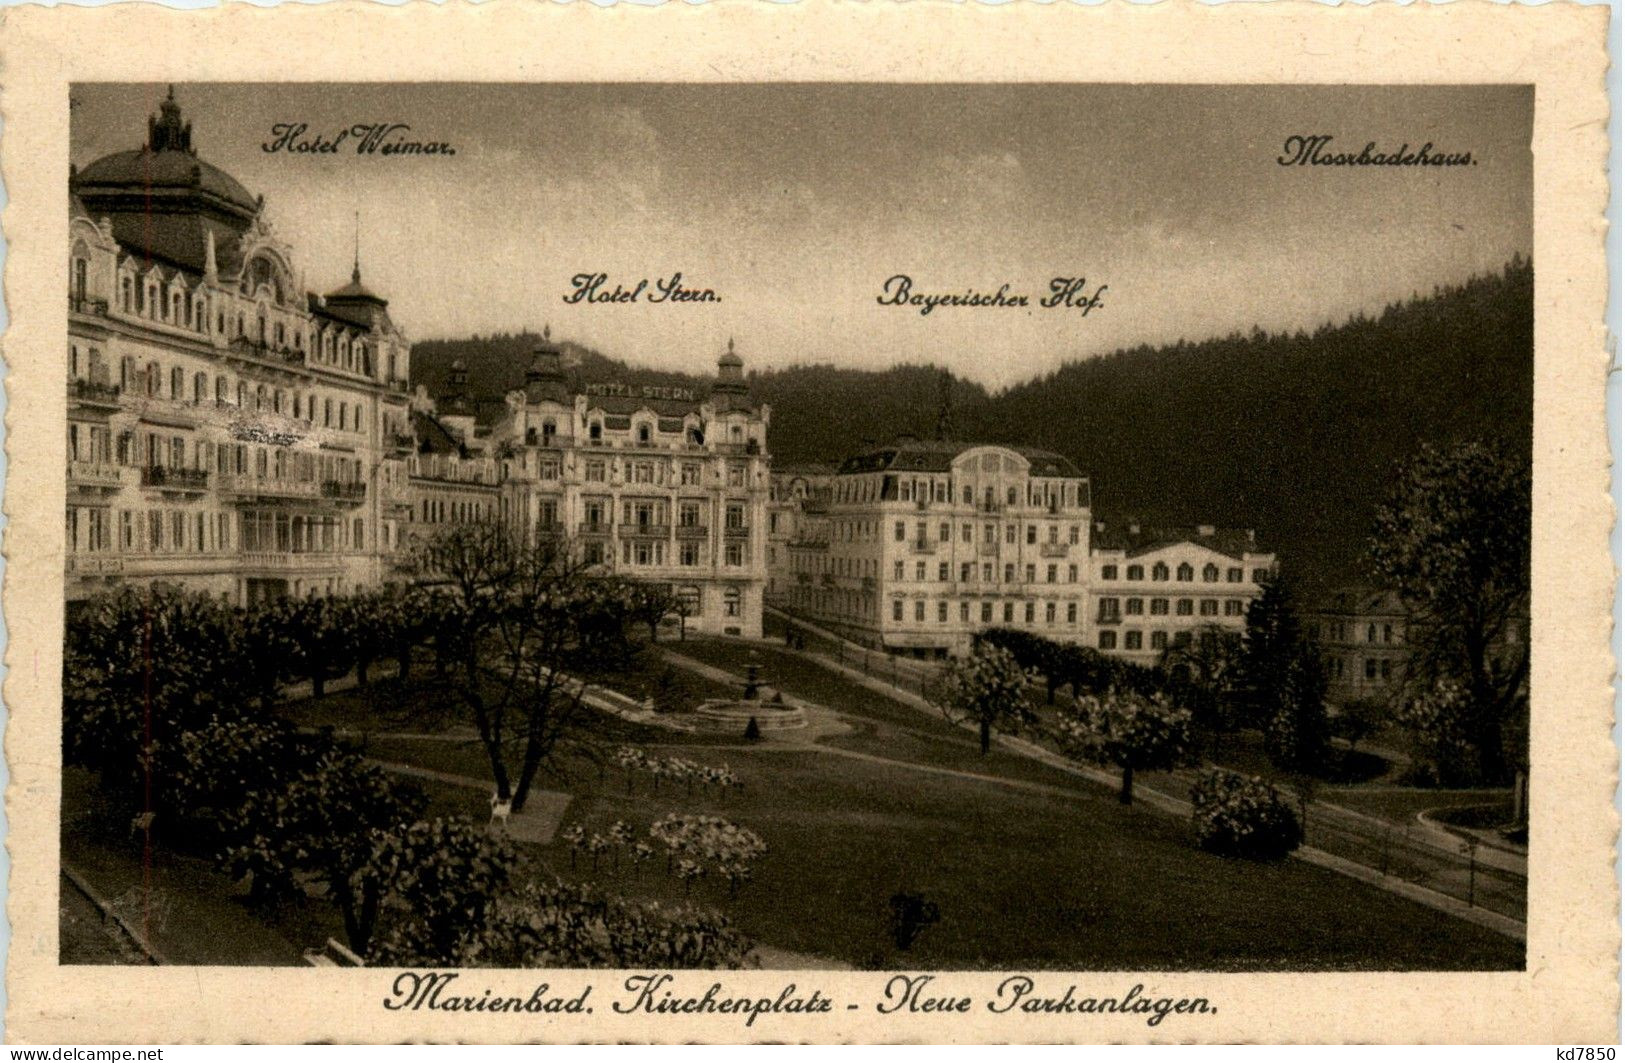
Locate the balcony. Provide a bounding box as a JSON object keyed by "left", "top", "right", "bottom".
{"left": 1097, "top": 613, "right": 1122, "bottom": 625}
{"left": 322, "top": 480, "right": 368, "bottom": 503}
{"left": 533, "top": 521, "right": 567, "bottom": 540}
{"left": 68, "top": 378, "right": 123, "bottom": 410}
{"left": 623, "top": 523, "right": 671, "bottom": 539}
{"left": 240, "top": 551, "right": 345, "bottom": 572}
{"left": 66, "top": 555, "right": 124, "bottom": 576}
{"left": 977, "top": 540, "right": 999, "bottom": 556}
{"left": 227, "top": 337, "right": 307, "bottom": 371}
{"left": 141, "top": 466, "right": 208, "bottom": 493}
{"left": 723, "top": 524, "right": 751, "bottom": 539}
{"left": 910, "top": 538, "right": 937, "bottom": 555}
{"left": 388, "top": 432, "right": 416, "bottom": 454}
{"left": 69, "top": 295, "right": 110, "bottom": 317}
{"left": 675, "top": 523, "right": 710, "bottom": 539}
{"left": 68, "top": 461, "right": 124, "bottom": 490}
{"left": 1040, "top": 542, "right": 1070, "bottom": 558}
{"left": 218, "top": 474, "right": 320, "bottom": 501}
{"left": 977, "top": 500, "right": 1004, "bottom": 514}
{"left": 578, "top": 521, "right": 613, "bottom": 537}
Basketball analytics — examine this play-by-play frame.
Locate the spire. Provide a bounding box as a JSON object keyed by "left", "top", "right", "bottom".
{"left": 543, "top": 324, "right": 551, "bottom": 343}
{"left": 352, "top": 210, "right": 361, "bottom": 284}
{"left": 146, "top": 85, "right": 193, "bottom": 154}
{"left": 203, "top": 229, "right": 218, "bottom": 282}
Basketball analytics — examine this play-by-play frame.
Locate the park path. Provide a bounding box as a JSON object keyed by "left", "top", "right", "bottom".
{"left": 659, "top": 639, "right": 1526, "bottom": 941}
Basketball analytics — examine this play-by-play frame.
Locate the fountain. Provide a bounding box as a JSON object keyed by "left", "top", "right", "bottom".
{"left": 691, "top": 660, "right": 808, "bottom": 734}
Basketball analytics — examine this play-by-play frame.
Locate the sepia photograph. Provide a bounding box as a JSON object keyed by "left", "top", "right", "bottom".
{"left": 55, "top": 80, "right": 1541, "bottom": 980}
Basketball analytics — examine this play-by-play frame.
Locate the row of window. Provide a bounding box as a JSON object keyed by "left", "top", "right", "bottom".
{"left": 612, "top": 540, "right": 752, "bottom": 568}
{"left": 65, "top": 506, "right": 368, "bottom": 555}
{"left": 1309, "top": 620, "right": 1398, "bottom": 645}
{"left": 832, "top": 472, "right": 1086, "bottom": 510}
{"left": 1100, "top": 561, "right": 1264, "bottom": 584}
{"left": 91, "top": 258, "right": 377, "bottom": 374}
{"left": 890, "top": 597, "right": 1083, "bottom": 627}
{"left": 518, "top": 455, "right": 753, "bottom": 488}
{"left": 71, "top": 347, "right": 376, "bottom": 435}
{"left": 1327, "top": 656, "right": 1397, "bottom": 682}
{"left": 1099, "top": 629, "right": 1192, "bottom": 652}
{"left": 1098, "top": 597, "right": 1247, "bottom": 618}
{"left": 891, "top": 559, "right": 1082, "bottom": 585}
{"left": 69, "top": 425, "right": 365, "bottom": 486}
{"left": 888, "top": 519, "right": 1082, "bottom": 548}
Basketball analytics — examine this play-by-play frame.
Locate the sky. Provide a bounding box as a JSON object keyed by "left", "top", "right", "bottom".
{"left": 71, "top": 83, "right": 1533, "bottom": 390}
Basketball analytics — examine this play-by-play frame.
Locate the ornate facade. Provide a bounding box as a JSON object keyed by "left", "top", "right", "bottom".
{"left": 66, "top": 90, "right": 414, "bottom": 606}
{"left": 489, "top": 336, "right": 771, "bottom": 637}
{"left": 785, "top": 439, "right": 1094, "bottom": 657}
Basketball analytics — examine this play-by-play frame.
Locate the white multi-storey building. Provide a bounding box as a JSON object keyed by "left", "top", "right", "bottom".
{"left": 785, "top": 439, "right": 1094, "bottom": 658}
{"left": 489, "top": 336, "right": 771, "bottom": 637}
{"left": 66, "top": 89, "right": 415, "bottom": 607}
{"left": 1087, "top": 521, "right": 1276, "bottom": 663}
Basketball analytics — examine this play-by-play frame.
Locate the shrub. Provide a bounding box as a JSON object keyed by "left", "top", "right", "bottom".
{"left": 470, "top": 878, "right": 754, "bottom": 969}
{"left": 1190, "top": 768, "right": 1302, "bottom": 860}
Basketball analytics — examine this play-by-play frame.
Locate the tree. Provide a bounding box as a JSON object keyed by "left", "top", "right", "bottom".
{"left": 367, "top": 817, "right": 517, "bottom": 966}
{"left": 1056, "top": 689, "right": 1195, "bottom": 804}
{"left": 1236, "top": 575, "right": 1328, "bottom": 772}
{"left": 1158, "top": 623, "right": 1244, "bottom": 736}
{"left": 931, "top": 643, "right": 1036, "bottom": 754}
{"left": 417, "top": 521, "right": 653, "bottom": 812}
{"left": 221, "top": 743, "right": 427, "bottom": 948}
{"left": 1331, "top": 697, "right": 1388, "bottom": 754}
{"left": 1369, "top": 440, "right": 1531, "bottom": 784}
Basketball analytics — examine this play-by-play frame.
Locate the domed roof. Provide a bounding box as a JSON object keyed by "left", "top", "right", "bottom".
{"left": 718, "top": 337, "right": 743, "bottom": 369}
{"left": 73, "top": 88, "right": 258, "bottom": 222}
{"left": 75, "top": 147, "right": 257, "bottom": 218}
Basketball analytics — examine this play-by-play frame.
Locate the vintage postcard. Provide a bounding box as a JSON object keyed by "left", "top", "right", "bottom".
{"left": 0, "top": 1, "right": 1613, "bottom": 1045}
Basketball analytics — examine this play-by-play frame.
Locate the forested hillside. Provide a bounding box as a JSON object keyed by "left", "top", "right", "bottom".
{"left": 411, "top": 259, "right": 1533, "bottom": 594}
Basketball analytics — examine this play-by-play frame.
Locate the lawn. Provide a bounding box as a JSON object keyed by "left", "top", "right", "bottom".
{"left": 363, "top": 636, "right": 1520, "bottom": 971}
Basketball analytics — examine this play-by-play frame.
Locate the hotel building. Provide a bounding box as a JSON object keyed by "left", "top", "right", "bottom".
{"left": 784, "top": 439, "right": 1094, "bottom": 658}
{"left": 766, "top": 462, "right": 834, "bottom": 601}
{"left": 66, "top": 90, "right": 414, "bottom": 606}
{"left": 1303, "top": 585, "right": 1409, "bottom": 705}
{"left": 487, "top": 336, "right": 771, "bottom": 637}
{"left": 1087, "top": 521, "right": 1276, "bottom": 664}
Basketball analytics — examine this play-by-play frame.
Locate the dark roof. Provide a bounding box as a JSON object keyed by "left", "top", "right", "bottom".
{"left": 836, "top": 439, "right": 1083, "bottom": 478}
{"left": 411, "top": 409, "right": 466, "bottom": 457}
{"left": 1091, "top": 521, "right": 1265, "bottom": 560}
{"left": 75, "top": 147, "right": 258, "bottom": 218}
{"left": 1311, "top": 585, "right": 1406, "bottom": 618}
{"left": 582, "top": 394, "right": 702, "bottom": 418}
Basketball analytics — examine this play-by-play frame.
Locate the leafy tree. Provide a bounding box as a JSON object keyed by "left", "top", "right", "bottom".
{"left": 1190, "top": 768, "right": 1302, "bottom": 860}
{"left": 367, "top": 816, "right": 517, "bottom": 966}
{"left": 1056, "top": 689, "right": 1195, "bottom": 804}
{"left": 1369, "top": 440, "right": 1530, "bottom": 784}
{"left": 221, "top": 744, "right": 427, "bottom": 945}
{"left": 416, "top": 521, "right": 655, "bottom": 812}
{"left": 931, "top": 643, "right": 1036, "bottom": 754}
{"left": 1266, "top": 645, "right": 1330, "bottom": 773}
{"left": 1158, "top": 623, "right": 1245, "bottom": 735}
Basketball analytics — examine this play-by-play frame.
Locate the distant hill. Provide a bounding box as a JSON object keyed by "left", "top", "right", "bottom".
{"left": 411, "top": 258, "right": 1533, "bottom": 596}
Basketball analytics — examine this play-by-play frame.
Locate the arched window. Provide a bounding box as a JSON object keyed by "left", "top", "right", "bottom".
{"left": 1176, "top": 562, "right": 1194, "bottom": 582}
{"left": 1203, "top": 563, "right": 1219, "bottom": 583}
{"left": 638, "top": 423, "right": 651, "bottom": 444}
{"left": 72, "top": 256, "right": 88, "bottom": 301}
{"left": 255, "top": 384, "right": 267, "bottom": 411}
{"left": 215, "top": 377, "right": 227, "bottom": 403}
{"left": 145, "top": 362, "right": 161, "bottom": 397}
{"left": 273, "top": 389, "right": 284, "bottom": 415}
{"left": 541, "top": 419, "right": 556, "bottom": 444}
{"left": 237, "top": 382, "right": 249, "bottom": 407}
{"left": 170, "top": 367, "right": 184, "bottom": 398}
{"left": 1151, "top": 562, "right": 1169, "bottom": 581}
{"left": 193, "top": 373, "right": 206, "bottom": 403}
{"left": 120, "top": 277, "right": 132, "bottom": 311}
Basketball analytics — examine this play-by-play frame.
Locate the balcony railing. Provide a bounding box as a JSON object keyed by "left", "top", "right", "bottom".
{"left": 723, "top": 524, "right": 751, "bottom": 538}
{"left": 68, "top": 461, "right": 123, "bottom": 487}
{"left": 578, "top": 521, "right": 613, "bottom": 537}
{"left": 218, "top": 474, "right": 320, "bottom": 499}
{"left": 69, "top": 295, "right": 111, "bottom": 316}
{"left": 1040, "top": 542, "right": 1070, "bottom": 558}
{"left": 141, "top": 466, "right": 208, "bottom": 491}
{"left": 910, "top": 538, "right": 937, "bottom": 555}
{"left": 977, "top": 541, "right": 999, "bottom": 556}
{"left": 240, "top": 551, "right": 345, "bottom": 571}
{"left": 675, "top": 523, "right": 710, "bottom": 538}
{"left": 389, "top": 432, "right": 416, "bottom": 452}
{"left": 321, "top": 480, "right": 367, "bottom": 502}
{"left": 623, "top": 523, "right": 671, "bottom": 539}
{"left": 1097, "top": 613, "right": 1122, "bottom": 625}
{"left": 68, "top": 378, "right": 122, "bottom": 407}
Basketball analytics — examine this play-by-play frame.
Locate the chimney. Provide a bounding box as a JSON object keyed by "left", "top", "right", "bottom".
{"left": 1197, "top": 523, "right": 1215, "bottom": 537}
{"left": 1128, "top": 521, "right": 1141, "bottom": 536}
